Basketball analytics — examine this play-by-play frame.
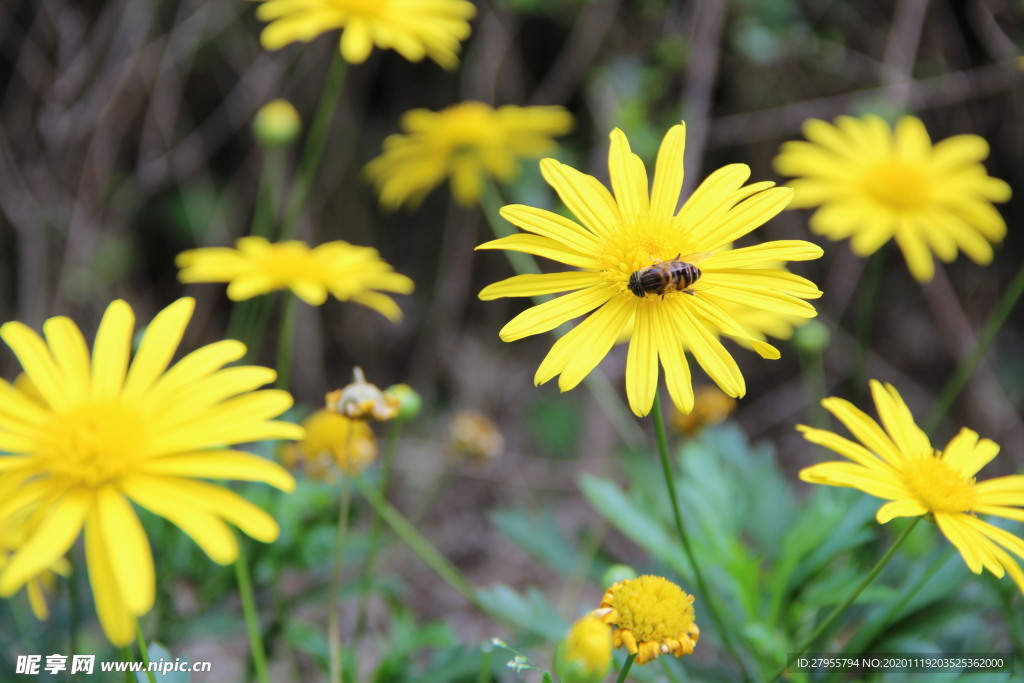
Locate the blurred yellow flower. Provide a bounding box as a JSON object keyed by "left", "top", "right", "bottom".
{"left": 774, "top": 115, "right": 1011, "bottom": 282}
{"left": 0, "top": 512, "right": 70, "bottom": 620}
{"left": 0, "top": 298, "right": 302, "bottom": 645}
{"left": 176, "top": 236, "right": 414, "bottom": 321}
{"left": 252, "top": 0, "right": 475, "bottom": 69}
{"left": 364, "top": 101, "right": 574, "bottom": 209}
{"left": 326, "top": 367, "right": 400, "bottom": 421}
{"left": 670, "top": 385, "right": 736, "bottom": 435}
{"left": 597, "top": 575, "right": 699, "bottom": 666}
{"left": 800, "top": 380, "right": 1024, "bottom": 595}
{"left": 478, "top": 123, "right": 823, "bottom": 417}
{"left": 448, "top": 410, "right": 503, "bottom": 463}
{"left": 556, "top": 614, "right": 612, "bottom": 683}
{"left": 281, "top": 410, "right": 376, "bottom": 478}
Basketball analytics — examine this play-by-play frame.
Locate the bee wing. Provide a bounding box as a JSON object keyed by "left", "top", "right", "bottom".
{"left": 681, "top": 251, "right": 715, "bottom": 265}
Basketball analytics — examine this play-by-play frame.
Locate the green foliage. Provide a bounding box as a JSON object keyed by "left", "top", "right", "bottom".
{"left": 570, "top": 423, "right": 1010, "bottom": 679}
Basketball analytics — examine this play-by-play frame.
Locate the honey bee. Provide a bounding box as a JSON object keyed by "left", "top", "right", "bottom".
{"left": 628, "top": 254, "right": 708, "bottom": 298}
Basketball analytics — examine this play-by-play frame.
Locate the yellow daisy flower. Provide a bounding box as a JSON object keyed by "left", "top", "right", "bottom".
{"left": 478, "top": 123, "right": 824, "bottom": 417}
{"left": 176, "top": 237, "right": 414, "bottom": 321}
{"left": 280, "top": 409, "right": 376, "bottom": 478}
{"left": 251, "top": 0, "right": 475, "bottom": 69}
{"left": 774, "top": 114, "right": 1011, "bottom": 282}
{"left": 364, "top": 101, "right": 574, "bottom": 209}
{"left": 0, "top": 298, "right": 303, "bottom": 645}
{"left": 597, "top": 575, "right": 699, "bottom": 666}
{"left": 799, "top": 380, "right": 1024, "bottom": 595}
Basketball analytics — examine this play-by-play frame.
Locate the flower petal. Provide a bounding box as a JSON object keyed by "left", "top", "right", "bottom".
{"left": 122, "top": 298, "right": 194, "bottom": 399}
{"left": 625, "top": 304, "right": 659, "bottom": 416}
{"left": 702, "top": 240, "right": 823, "bottom": 269}
{"left": 540, "top": 158, "right": 621, "bottom": 239}
{"left": 498, "top": 205, "right": 601, "bottom": 254}
{"left": 95, "top": 486, "right": 153, "bottom": 615}
{"left": 650, "top": 123, "right": 685, "bottom": 217}
{"left": 141, "top": 451, "right": 296, "bottom": 492}
{"left": 91, "top": 301, "right": 134, "bottom": 400}
{"left": 84, "top": 509, "right": 136, "bottom": 646}
{"left": 476, "top": 233, "right": 601, "bottom": 269}
{"left": 499, "top": 285, "right": 615, "bottom": 342}
{"left": 479, "top": 271, "right": 603, "bottom": 301}
{"left": 608, "top": 128, "right": 650, "bottom": 219}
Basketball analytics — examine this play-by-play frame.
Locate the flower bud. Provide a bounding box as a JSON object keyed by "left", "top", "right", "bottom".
{"left": 253, "top": 99, "right": 301, "bottom": 147}
{"left": 555, "top": 614, "right": 612, "bottom": 683}
{"left": 384, "top": 383, "right": 421, "bottom": 421}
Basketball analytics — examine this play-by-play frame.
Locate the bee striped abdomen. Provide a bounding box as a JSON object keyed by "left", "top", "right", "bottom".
{"left": 628, "top": 259, "right": 702, "bottom": 298}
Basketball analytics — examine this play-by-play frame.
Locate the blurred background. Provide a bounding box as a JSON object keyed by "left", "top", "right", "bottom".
{"left": 1, "top": 0, "right": 1023, "bottom": 677}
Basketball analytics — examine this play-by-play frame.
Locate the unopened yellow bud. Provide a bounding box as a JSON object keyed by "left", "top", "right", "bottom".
{"left": 556, "top": 614, "right": 612, "bottom": 683}
{"left": 253, "top": 99, "right": 301, "bottom": 146}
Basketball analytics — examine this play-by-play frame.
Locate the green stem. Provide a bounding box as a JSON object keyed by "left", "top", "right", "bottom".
{"left": 251, "top": 146, "right": 287, "bottom": 240}
{"left": 234, "top": 536, "right": 271, "bottom": 683}
{"left": 614, "top": 654, "right": 636, "bottom": 683}
{"left": 355, "top": 418, "right": 404, "bottom": 637}
{"left": 773, "top": 517, "right": 922, "bottom": 681}
{"left": 798, "top": 343, "right": 829, "bottom": 430}
{"left": 652, "top": 393, "right": 748, "bottom": 679}
{"left": 275, "top": 292, "right": 298, "bottom": 390}
{"left": 478, "top": 179, "right": 645, "bottom": 450}
{"left": 353, "top": 476, "right": 480, "bottom": 608}
{"left": 477, "top": 645, "right": 492, "bottom": 683}
{"left": 121, "top": 646, "right": 135, "bottom": 683}
{"left": 851, "top": 248, "right": 886, "bottom": 402}
{"left": 67, "top": 561, "right": 79, "bottom": 656}
{"left": 280, "top": 54, "right": 348, "bottom": 241}
{"left": 924, "top": 261, "right": 1024, "bottom": 434}
{"left": 228, "top": 296, "right": 275, "bottom": 364}
{"left": 328, "top": 476, "right": 353, "bottom": 683}
{"left": 134, "top": 620, "right": 157, "bottom": 683}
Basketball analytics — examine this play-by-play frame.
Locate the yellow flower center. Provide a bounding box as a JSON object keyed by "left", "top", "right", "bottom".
{"left": 902, "top": 452, "right": 977, "bottom": 513}
{"left": 862, "top": 161, "right": 929, "bottom": 210}
{"left": 38, "top": 401, "right": 148, "bottom": 487}
{"left": 599, "top": 214, "right": 697, "bottom": 295}
{"left": 605, "top": 575, "right": 696, "bottom": 643}
{"left": 437, "top": 102, "right": 500, "bottom": 154}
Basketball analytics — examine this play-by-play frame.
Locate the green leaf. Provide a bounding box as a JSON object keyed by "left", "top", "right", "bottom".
{"left": 136, "top": 643, "right": 191, "bottom": 683}
{"left": 475, "top": 584, "right": 568, "bottom": 641}
{"left": 490, "top": 507, "right": 580, "bottom": 575}
{"left": 578, "top": 474, "right": 688, "bottom": 578}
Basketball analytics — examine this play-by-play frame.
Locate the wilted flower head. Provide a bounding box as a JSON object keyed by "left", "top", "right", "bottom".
{"left": 177, "top": 237, "right": 414, "bottom": 320}
{"left": 671, "top": 385, "right": 737, "bottom": 435}
{"left": 281, "top": 410, "right": 376, "bottom": 478}
{"left": 774, "top": 114, "right": 1010, "bottom": 282}
{"left": 800, "top": 380, "right": 1024, "bottom": 596}
{"left": 326, "top": 367, "right": 400, "bottom": 421}
{"left": 448, "top": 410, "right": 503, "bottom": 463}
{"left": 365, "top": 101, "right": 574, "bottom": 209}
{"left": 597, "top": 575, "right": 699, "bottom": 666}
{"left": 251, "top": 0, "right": 476, "bottom": 69}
